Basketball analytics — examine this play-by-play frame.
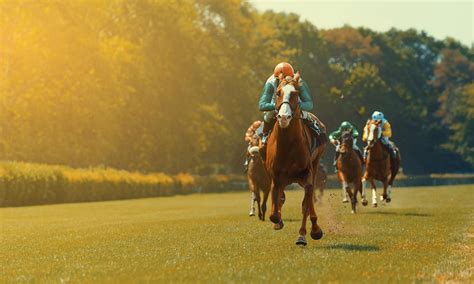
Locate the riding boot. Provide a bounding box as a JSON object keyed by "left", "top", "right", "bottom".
{"left": 259, "top": 119, "right": 276, "bottom": 162}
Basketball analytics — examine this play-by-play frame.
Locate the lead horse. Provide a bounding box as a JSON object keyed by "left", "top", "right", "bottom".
{"left": 266, "top": 74, "right": 326, "bottom": 246}
{"left": 362, "top": 120, "right": 401, "bottom": 207}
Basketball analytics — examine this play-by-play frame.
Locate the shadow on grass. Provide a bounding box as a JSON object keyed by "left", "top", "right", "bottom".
{"left": 321, "top": 243, "right": 380, "bottom": 252}
{"left": 362, "top": 211, "right": 431, "bottom": 217}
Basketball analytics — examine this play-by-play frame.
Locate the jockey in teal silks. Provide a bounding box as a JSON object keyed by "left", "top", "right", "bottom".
{"left": 258, "top": 62, "right": 323, "bottom": 158}
{"left": 329, "top": 121, "right": 364, "bottom": 172}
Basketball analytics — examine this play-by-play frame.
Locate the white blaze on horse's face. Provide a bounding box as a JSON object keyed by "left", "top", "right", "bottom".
{"left": 277, "top": 84, "right": 295, "bottom": 128}
{"left": 368, "top": 124, "right": 376, "bottom": 142}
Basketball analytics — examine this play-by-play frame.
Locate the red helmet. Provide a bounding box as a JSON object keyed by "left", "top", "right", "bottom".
{"left": 273, "top": 62, "right": 294, "bottom": 78}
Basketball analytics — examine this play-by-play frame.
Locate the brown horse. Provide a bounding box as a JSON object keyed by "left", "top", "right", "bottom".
{"left": 266, "top": 75, "right": 326, "bottom": 246}
{"left": 362, "top": 120, "right": 401, "bottom": 207}
{"left": 336, "top": 130, "right": 367, "bottom": 213}
{"left": 246, "top": 132, "right": 271, "bottom": 221}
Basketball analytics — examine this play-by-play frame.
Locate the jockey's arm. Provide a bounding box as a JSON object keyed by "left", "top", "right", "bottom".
{"left": 362, "top": 123, "right": 369, "bottom": 142}
{"left": 328, "top": 130, "right": 341, "bottom": 145}
{"left": 352, "top": 128, "right": 359, "bottom": 138}
{"left": 299, "top": 80, "right": 313, "bottom": 111}
{"left": 258, "top": 83, "right": 275, "bottom": 111}
{"left": 382, "top": 121, "right": 392, "bottom": 138}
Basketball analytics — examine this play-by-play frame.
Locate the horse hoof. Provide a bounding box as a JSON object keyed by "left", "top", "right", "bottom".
{"left": 295, "top": 236, "right": 307, "bottom": 246}
{"left": 386, "top": 198, "right": 391, "bottom": 203}
{"left": 362, "top": 199, "right": 368, "bottom": 206}
{"left": 342, "top": 198, "right": 349, "bottom": 203}
{"left": 249, "top": 212, "right": 255, "bottom": 217}
{"left": 273, "top": 220, "right": 284, "bottom": 230}
{"left": 269, "top": 214, "right": 280, "bottom": 224}
{"left": 380, "top": 195, "right": 384, "bottom": 201}
{"left": 310, "top": 228, "right": 324, "bottom": 240}
{"left": 351, "top": 209, "right": 356, "bottom": 214}
{"left": 372, "top": 203, "right": 378, "bottom": 208}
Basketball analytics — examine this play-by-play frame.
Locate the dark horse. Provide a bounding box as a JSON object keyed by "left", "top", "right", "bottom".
{"left": 336, "top": 130, "right": 367, "bottom": 213}
{"left": 266, "top": 74, "right": 326, "bottom": 246}
{"left": 362, "top": 120, "right": 401, "bottom": 207}
{"left": 246, "top": 125, "right": 271, "bottom": 221}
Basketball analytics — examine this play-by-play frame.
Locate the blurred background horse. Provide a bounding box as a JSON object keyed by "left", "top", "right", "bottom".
{"left": 336, "top": 130, "right": 367, "bottom": 213}
{"left": 363, "top": 120, "right": 401, "bottom": 207}
{"left": 245, "top": 121, "right": 270, "bottom": 220}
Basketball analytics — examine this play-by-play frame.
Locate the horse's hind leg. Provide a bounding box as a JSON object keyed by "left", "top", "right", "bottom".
{"left": 382, "top": 179, "right": 391, "bottom": 203}
{"left": 261, "top": 187, "right": 270, "bottom": 221}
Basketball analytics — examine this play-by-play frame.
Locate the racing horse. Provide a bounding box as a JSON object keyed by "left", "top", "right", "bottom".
{"left": 336, "top": 130, "right": 367, "bottom": 213}
{"left": 266, "top": 73, "right": 327, "bottom": 246}
{"left": 245, "top": 121, "right": 271, "bottom": 221}
{"left": 362, "top": 120, "right": 401, "bottom": 207}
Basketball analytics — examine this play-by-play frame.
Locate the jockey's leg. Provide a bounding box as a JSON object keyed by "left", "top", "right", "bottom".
{"left": 301, "top": 111, "right": 321, "bottom": 135}
{"left": 259, "top": 111, "right": 276, "bottom": 161}
{"left": 381, "top": 137, "right": 397, "bottom": 168}
{"left": 352, "top": 139, "right": 364, "bottom": 163}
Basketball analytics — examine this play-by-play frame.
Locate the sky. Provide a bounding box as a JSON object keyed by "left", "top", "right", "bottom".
{"left": 249, "top": 0, "right": 473, "bottom": 46}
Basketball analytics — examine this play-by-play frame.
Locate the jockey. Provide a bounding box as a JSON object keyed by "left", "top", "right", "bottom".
{"left": 363, "top": 111, "right": 397, "bottom": 161}
{"left": 258, "top": 62, "right": 322, "bottom": 150}
{"left": 329, "top": 121, "right": 364, "bottom": 172}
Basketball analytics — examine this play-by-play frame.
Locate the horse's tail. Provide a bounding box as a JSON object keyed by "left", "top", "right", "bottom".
{"left": 244, "top": 120, "right": 262, "bottom": 142}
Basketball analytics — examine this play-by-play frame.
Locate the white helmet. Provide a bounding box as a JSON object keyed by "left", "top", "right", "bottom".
{"left": 372, "top": 111, "right": 384, "bottom": 121}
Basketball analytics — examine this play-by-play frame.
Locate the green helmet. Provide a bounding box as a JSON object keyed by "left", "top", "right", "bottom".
{"left": 340, "top": 121, "right": 352, "bottom": 131}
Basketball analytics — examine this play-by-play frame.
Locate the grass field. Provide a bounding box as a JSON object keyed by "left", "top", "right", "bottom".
{"left": 1, "top": 185, "right": 473, "bottom": 282}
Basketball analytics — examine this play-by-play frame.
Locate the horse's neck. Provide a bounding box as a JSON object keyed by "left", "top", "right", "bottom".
{"left": 274, "top": 117, "right": 304, "bottom": 147}
{"left": 368, "top": 140, "right": 385, "bottom": 160}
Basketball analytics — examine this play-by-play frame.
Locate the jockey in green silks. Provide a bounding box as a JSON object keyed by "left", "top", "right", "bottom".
{"left": 258, "top": 62, "right": 323, "bottom": 155}
{"left": 329, "top": 121, "right": 364, "bottom": 172}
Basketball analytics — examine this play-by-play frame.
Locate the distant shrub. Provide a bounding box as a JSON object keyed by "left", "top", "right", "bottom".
{"left": 0, "top": 161, "right": 245, "bottom": 207}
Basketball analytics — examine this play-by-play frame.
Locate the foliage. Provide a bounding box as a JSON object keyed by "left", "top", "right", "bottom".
{"left": 0, "top": 0, "right": 472, "bottom": 173}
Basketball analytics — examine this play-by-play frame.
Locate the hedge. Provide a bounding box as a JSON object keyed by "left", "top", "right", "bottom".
{"left": 0, "top": 161, "right": 246, "bottom": 207}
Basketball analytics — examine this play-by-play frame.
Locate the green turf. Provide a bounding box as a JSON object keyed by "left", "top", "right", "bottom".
{"left": 1, "top": 185, "right": 473, "bottom": 282}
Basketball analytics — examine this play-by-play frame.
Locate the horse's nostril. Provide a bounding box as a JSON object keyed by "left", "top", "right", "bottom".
{"left": 288, "top": 115, "right": 292, "bottom": 119}
{"left": 277, "top": 114, "right": 282, "bottom": 119}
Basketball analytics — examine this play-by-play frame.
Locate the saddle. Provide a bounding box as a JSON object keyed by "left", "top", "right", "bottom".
{"left": 303, "top": 113, "right": 327, "bottom": 154}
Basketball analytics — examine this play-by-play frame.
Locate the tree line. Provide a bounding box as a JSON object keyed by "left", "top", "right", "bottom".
{"left": 0, "top": 0, "right": 472, "bottom": 174}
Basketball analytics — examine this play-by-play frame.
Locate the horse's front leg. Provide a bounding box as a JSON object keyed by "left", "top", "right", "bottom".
{"left": 248, "top": 181, "right": 256, "bottom": 216}
{"left": 370, "top": 179, "right": 378, "bottom": 207}
{"left": 338, "top": 171, "right": 349, "bottom": 203}
{"left": 270, "top": 181, "right": 284, "bottom": 230}
{"left": 255, "top": 187, "right": 262, "bottom": 220}
{"left": 308, "top": 181, "right": 323, "bottom": 240}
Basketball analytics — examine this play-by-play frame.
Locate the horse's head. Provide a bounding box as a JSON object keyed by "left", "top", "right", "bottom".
{"left": 275, "top": 73, "right": 301, "bottom": 128}
{"left": 339, "top": 130, "right": 353, "bottom": 154}
{"left": 366, "top": 119, "right": 382, "bottom": 148}
{"left": 248, "top": 143, "right": 261, "bottom": 161}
